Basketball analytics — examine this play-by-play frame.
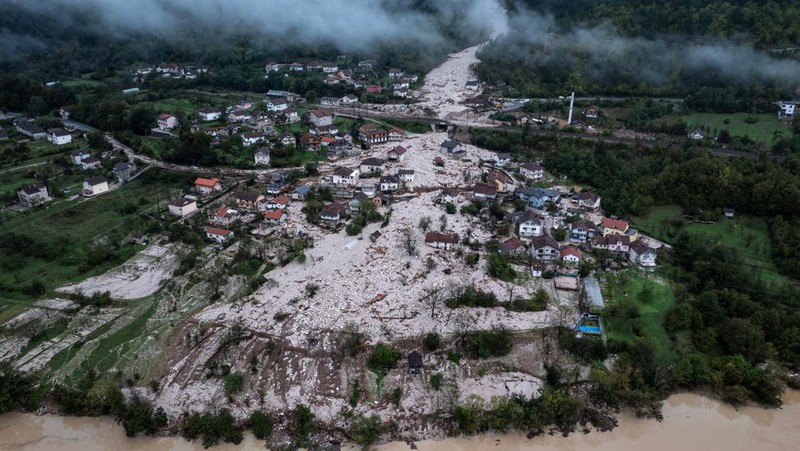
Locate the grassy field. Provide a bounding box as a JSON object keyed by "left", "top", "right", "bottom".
{"left": 0, "top": 170, "right": 193, "bottom": 304}
{"left": 601, "top": 270, "right": 678, "bottom": 365}
{"left": 681, "top": 112, "right": 790, "bottom": 144}
{"left": 82, "top": 299, "right": 157, "bottom": 377}
{"left": 633, "top": 205, "right": 784, "bottom": 287}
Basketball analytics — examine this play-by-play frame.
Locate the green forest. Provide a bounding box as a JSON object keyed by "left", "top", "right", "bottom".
{"left": 476, "top": 1, "right": 800, "bottom": 97}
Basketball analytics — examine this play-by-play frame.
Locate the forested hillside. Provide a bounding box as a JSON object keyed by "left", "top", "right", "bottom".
{"left": 476, "top": 1, "right": 800, "bottom": 98}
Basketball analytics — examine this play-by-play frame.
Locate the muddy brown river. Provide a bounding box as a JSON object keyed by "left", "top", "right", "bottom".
{"left": 1, "top": 392, "right": 798, "bottom": 450}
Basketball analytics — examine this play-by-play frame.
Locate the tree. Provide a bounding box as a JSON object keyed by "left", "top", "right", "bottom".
{"left": 418, "top": 216, "right": 431, "bottom": 231}
{"left": 424, "top": 332, "right": 441, "bottom": 351}
{"left": 421, "top": 284, "right": 446, "bottom": 318}
{"left": 249, "top": 410, "right": 274, "bottom": 440}
{"left": 349, "top": 414, "right": 386, "bottom": 450}
{"left": 127, "top": 104, "right": 154, "bottom": 134}
{"left": 400, "top": 227, "right": 418, "bottom": 257}
{"left": 292, "top": 404, "right": 316, "bottom": 448}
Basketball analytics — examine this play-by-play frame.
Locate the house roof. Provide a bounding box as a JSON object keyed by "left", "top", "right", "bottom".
{"left": 264, "top": 209, "right": 285, "bottom": 220}
{"left": 254, "top": 147, "right": 270, "bottom": 157}
{"left": 158, "top": 113, "right": 173, "bottom": 119}
{"left": 234, "top": 191, "right": 264, "bottom": 203}
{"left": 19, "top": 183, "right": 46, "bottom": 195}
{"left": 279, "top": 131, "right": 296, "bottom": 141}
{"left": 630, "top": 240, "right": 654, "bottom": 254}
{"left": 320, "top": 202, "right": 345, "bottom": 217}
{"left": 334, "top": 167, "right": 357, "bottom": 177}
{"left": 531, "top": 260, "right": 546, "bottom": 270}
{"left": 380, "top": 175, "right": 399, "bottom": 184}
{"left": 388, "top": 146, "right": 407, "bottom": 156}
{"left": 294, "top": 185, "right": 311, "bottom": 194}
{"left": 520, "top": 162, "right": 544, "bottom": 172}
{"left": 195, "top": 177, "right": 220, "bottom": 187}
{"left": 488, "top": 169, "right": 514, "bottom": 184}
{"left": 494, "top": 152, "right": 511, "bottom": 160}
{"left": 300, "top": 133, "right": 321, "bottom": 143}
{"left": 398, "top": 169, "right": 414, "bottom": 176}
{"left": 570, "top": 220, "right": 591, "bottom": 231}
{"left": 473, "top": 182, "right": 498, "bottom": 196}
{"left": 47, "top": 128, "right": 70, "bottom": 137}
{"left": 169, "top": 197, "right": 194, "bottom": 207}
{"left": 361, "top": 157, "right": 385, "bottom": 166}
{"left": 309, "top": 109, "right": 330, "bottom": 117}
{"left": 205, "top": 226, "right": 232, "bottom": 236}
{"left": 530, "top": 234, "right": 559, "bottom": 250}
{"left": 86, "top": 175, "right": 107, "bottom": 186}
{"left": 82, "top": 157, "right": 100, "bottom": 164}
{"left": 594, "top": 234, "right": 630, "bottom": 246}
{"left": 441, "top": 140, "right": 459, "bottom": 149}
{"left": 576, "top": 192, "right": 600, "bottom": 203}
{"left": 499, "top": 237, "right": 525, "bottom": 253}
{"left": 272, "top": 194, "right": 289, "bottom": 205}
{"left": 561, "top": 246, "right": 582, "bottom": 258}
{"left": 389, "top": 127, "right": 405, "bottom": 134}
{"left": 197, "top": 107, "right": 221, "bottom": 114}
{"left": 425, "top": 232, "right": 459, "bottom": 244}
{"left": 601, "top": 217, "right": 629, "bottom": 232}
{"left": 113, "top": 162, "right": 133, "bottom": 171}
{"left": 215, "top": 206, "right": 229, "bottom": 217}
{"left": 514, "top": 210, "right": 541, "bottom": 224}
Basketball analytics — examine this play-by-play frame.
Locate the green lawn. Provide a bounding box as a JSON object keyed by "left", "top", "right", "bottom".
{"left": 601, "top": 271, "right": 678, "bottom": 365}
{"left": 0, "top": 170, "right": 193, "bottom": 304}
{"left": 633, "top": 205, "right": 784, "bottom": 287}
{"left": 681, "top": 112, "right": 790, "bottom": 144}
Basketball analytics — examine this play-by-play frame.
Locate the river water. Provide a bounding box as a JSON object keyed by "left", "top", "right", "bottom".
{"left": 1, "top": 392, "right": 798, "bottom": 451}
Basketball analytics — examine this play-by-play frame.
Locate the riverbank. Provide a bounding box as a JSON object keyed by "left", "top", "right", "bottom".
{"left": 1, "top": 392, "right": 798, "bottom": 451}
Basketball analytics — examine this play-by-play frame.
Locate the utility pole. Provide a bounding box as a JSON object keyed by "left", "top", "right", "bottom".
{"left": 567, "top": 91, "right": 575, "bottom": 125}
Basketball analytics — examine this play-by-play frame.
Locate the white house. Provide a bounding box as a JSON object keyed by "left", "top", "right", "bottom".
{"left": 168, "top": 197, "right": 198, "bottom": 216}
{"left": 254, "top": 147, "right": 270, "bottom": 165}
{"left": 360, "top": 157, "right": 385, "bottom": 176}
{"left": 492, "top": 153, "right": 511, "bottom": 167}
{"left": 194, "top": 177, "right": 222, "bottom": 195}
{"left": 157, "top": 113, "right": 178, "bottom": 130}
{"left": 440, "top": 140, "right": 464, "bottom": 155}
{"left": 15, "top": 121, "right": 46, "bottom": 140}
{"left": 380, "top": 175, "right": 400, "bottom": 192}
{"left": 387, "top": 145, "right": 407, "bottom": 162}
{"left": 263, "top": 209, "right": 288, "bottom": 225}
{"left": 17, "top": 183, "right": 51, "bottom": 207}
{"left": 561, "top": 246, "right": 582, "bottom": 265}
{"left": 47, "top": 128, "right": 72, "bottom": 145}
{"left": 81, "top": 157, "right": 102, "bottom": 170}
{"left": 629, "top": 240, "right": 657, "bottom": 268}
{"left": 340, "top": 94, "right": 359, "bottom": 105}
{"left": 82, "top": 176, "right": 109, "bottom": 197}
{"left": 517, "top": 211, "right": 543, "bottom": 237}
{"left": 332, "top": 167, "right": 360, "bottom": 186}
{"left": 520, "top": 162, "right": 544, "bottom": 181}
{"left": 687, "top": 129, "right": 705, "bottom": 140}
{"left": 575, "top": 192, "right": 601, "bottom": 211}
{"left": 388, "top": 128, "right": 406, "bottom": 142}
{"left": 267, "top": 97, "right": 288, "bottom": 112}
{"left": 778, "top": 101, "right": 796, "bottom": 119}
{"left": 241, "top": 131, "right": 266, "bottom": 146}
{"left": 398, "top": 169, "right": 415, "bottom": 185}
{"left": 197, "top": 108, "right": 222, "bottom": 121}
{"left": 69, "top": 149, "right": 91, "bottom": 166}
{"left": 424, "top": 232, "right": 459, "bottom": 250}
{"left": 307, "top": 109, "right": 333, "bottom": 127}
{"left": 530, "top": 234, "right": 560, "bottom": 262}
{"left": 206, "top": 226, "right": 234, "bottom": 243}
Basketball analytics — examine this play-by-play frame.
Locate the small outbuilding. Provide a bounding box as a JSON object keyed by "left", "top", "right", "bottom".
{"left": 408, "top": 351, "right": 423, "bottom": 375}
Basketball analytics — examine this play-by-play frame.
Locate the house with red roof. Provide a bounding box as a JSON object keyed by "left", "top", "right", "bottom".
{"left": 561, "top": 246, "right": 582, "bottom": 265}
{"left": 206, "top": 226, "right": 233, "bottom": 243}
{"left": 194, "top": 177, "right": 221, "bottom": 195}
{"left": 263, "top": 209, "right": 288, "bottom": 225}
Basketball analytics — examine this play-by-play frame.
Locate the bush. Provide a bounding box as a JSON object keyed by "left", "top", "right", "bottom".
{"left": 465, "top": 328, "right": 513, "bottom": 359}
{"left": 249, "top": 410, "right": 273, "bottom": 440}
{"left": 223, "top": 372, "right": 244, "bottom": 396}
{"left": 349, "top": 414, "right": 386, "bottom": 450}
{"left": 291, "top": 404, "right": 316, "bottom": 448}
{"left": 446, "top": 284, "right": 498, "bottom": 308}
{"left": 423, "top": 332, "right": 441, "bottom": 351}
{"left": 430, "top": 373, "right": 444, "bottom": 390}
{"left": 367, "top": 343, "right": 403, "bottom": 374}
{"left": 487, "top": 254, "right": 516, "bottom": 282}
{"left": 445, "top": 202, "right": 457, "bottom": 214}
{"left": 183, "top": 409, "right": 243, "bottom": 448}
